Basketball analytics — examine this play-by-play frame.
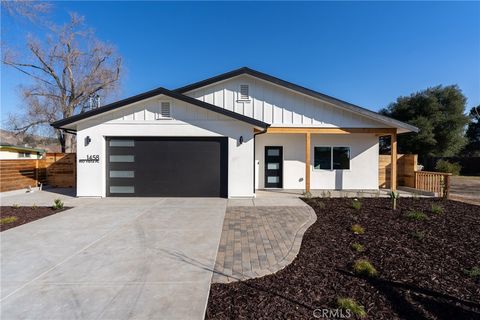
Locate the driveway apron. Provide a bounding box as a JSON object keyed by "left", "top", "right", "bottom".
{"left": 1, "top": 197, "right": 226, "bottom": 320}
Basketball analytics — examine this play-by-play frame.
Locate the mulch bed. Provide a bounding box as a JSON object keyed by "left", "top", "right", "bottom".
{"left": 206, "top": 198, "right": 480, "bottom": 319}
{"left": 0, "top": 206, "right": 71, "bottom": 231}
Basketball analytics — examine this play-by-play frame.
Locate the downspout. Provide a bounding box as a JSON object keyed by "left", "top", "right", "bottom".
{"left": 253, "top": 126, "right": 269, "bottom": 195}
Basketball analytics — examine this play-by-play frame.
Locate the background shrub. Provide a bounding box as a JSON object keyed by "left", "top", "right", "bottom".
{"left": 435, "top": 159, "right": 461, "bottom": 175}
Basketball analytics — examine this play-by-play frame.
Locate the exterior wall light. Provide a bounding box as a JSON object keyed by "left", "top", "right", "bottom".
{"left": 239, "top": 136, "right": 244, "bottom": 144}
{"left": 85, "top": 136, "right": 91, "bottom": 146}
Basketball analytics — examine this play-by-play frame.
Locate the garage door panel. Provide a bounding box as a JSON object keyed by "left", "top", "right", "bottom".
{"left": 106, "top": 137, "right": 228, "bottom": 197}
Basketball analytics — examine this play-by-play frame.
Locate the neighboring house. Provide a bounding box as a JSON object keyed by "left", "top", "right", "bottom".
{"left": 0, "top": 144, "right": 45, "bottom": 160}
{"left": 52, "top": 67, "right": 418, "bottom": 198}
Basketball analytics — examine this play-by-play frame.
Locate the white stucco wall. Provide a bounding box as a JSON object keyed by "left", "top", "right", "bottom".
{"left": 74, "top": 95, "right": 256, "bottom": 198}
{"left": 255, "top": 133, "right": 379, "bottom": 190}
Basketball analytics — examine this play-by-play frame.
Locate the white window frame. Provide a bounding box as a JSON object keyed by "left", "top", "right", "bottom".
{"left": 313, "top": 146, "right": 351, "bottom": 171}
{"left": 156, "top": 100, "right": 173, "bottom": 120}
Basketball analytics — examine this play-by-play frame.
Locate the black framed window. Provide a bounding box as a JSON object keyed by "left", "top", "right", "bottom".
{"left": 314, "top": 147, "right": 332, "bottom": 170}
{"left": 333, "top": 147, "right": 350, "bottom": 169}
{"left": 314, "top": 146, "right": 350, "bottom": 170}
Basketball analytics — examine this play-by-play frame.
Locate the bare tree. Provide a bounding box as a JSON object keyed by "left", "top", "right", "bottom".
{"left": 3, "top": 13, "right": 122, "bottom": 151}
{"left": 1, "top": 0, "right": 52, "bottom": 23}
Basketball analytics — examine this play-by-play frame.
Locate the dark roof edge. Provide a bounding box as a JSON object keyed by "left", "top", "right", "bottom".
{"left": 51, "top": 87, "right": 269, "bottom": 130}
{"left": 175, "top": 67, "right": 419, "bottom": 133}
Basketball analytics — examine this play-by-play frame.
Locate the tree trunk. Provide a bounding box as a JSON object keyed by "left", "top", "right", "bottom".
{"left": 58, "top": 131, "right": 66, "bottom": 152}
{"left": 64, "top": 133, "right": 75, "bottom": 153}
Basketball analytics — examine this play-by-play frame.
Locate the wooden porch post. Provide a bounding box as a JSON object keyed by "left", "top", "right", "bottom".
{"left": 305, "top": 132, "right": 311, "bottom": 192}
{"left": 391, "top": 130, "right": 397, "bottom": 191}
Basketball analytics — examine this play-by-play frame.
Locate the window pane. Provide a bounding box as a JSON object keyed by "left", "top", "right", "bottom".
{"left": 109, "top": 170, "right": 134, "bottom": 178}
{"left": 109, "top": 140, "right": 135, "bottom": 147}
{"left": 333, "top": 147, "right": 350, "bottom": 169}
{"left": 267, "top": 176, "right": 279, "bottom": 183}
{"left": 109, "top": 155, "right": 134, "bottom": 162}
{"left": 267, "top": 163, "right": 280, "bottom": 170}
{"left": 267, "top": 149, "right": 280, "bottom": 156}
{"left": 314, "top": 147, "right": 331, "bottom": 170}
{"left": 109, "top": 186, "right": 135, "bottom": 193}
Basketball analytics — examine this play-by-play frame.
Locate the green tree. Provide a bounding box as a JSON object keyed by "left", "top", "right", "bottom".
{"left": 462, "top": 106, "right": 480, "bottom": 156}
{"left": 380, "top": 85, "right": 469, "bottom": 161}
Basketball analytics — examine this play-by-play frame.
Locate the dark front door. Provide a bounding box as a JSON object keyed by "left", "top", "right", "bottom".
{"left": 264, "top": 146, "right": 283, "bottom": 188}
{"left": 106, "top": 137, "right": 228, "bottom": 197}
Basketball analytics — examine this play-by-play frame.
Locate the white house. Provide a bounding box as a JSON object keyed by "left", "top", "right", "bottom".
{"left": 52, "top": 67, "right": 418, "bottom": 198}
{"left": 0, "top": 144, "right": 45, "bottom": 160}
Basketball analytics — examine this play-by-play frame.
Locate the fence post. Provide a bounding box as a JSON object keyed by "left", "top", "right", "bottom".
{"left": 444, "top": 174, "right": 451, "bottom": 199}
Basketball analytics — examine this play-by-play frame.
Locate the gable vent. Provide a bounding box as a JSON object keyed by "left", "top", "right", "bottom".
{"left": 159, "top": 102, "right": 171, "bottom": 118}
{"left": 239, "top": 84, "right": 249, "bottom": 100}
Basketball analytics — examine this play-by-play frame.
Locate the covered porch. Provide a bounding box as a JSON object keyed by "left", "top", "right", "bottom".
{"left": 254, "top": 127, "right": 399, "bottom": 192}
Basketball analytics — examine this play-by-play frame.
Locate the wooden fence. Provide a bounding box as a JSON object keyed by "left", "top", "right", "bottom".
{"left": 0, "top": 153, "right": 76, "bottom": 192}
{"left": 379, "top": 154, "right": 417, "bottom": 188}
{"left": 414, "top": 171, "right": 451, "bottom": 198}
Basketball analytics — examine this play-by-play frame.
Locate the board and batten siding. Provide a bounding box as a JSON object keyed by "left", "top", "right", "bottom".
{"left": 184, "top": 75, "right": 387, "bottom": 128}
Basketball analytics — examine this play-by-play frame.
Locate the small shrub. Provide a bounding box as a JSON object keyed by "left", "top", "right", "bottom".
{"left": 352, "top": 199, "right": 362, "bottom": 210}
{"left": 351, "top": 242, "right": 365, "bottom": 252}
{"left": 389, "top": 191, "right": 399, "bottom": 210}
{"left": 411, "top": 230, "right": 425, "bottom": 241}
{"left": 435, "top": 159, "right": 461, "bottom": 176}
{"left": 315, "top": 201, "right": 326, "bottom": 209}
{"left": 353, "top": 259, "right": 378, "bottom": 277}
{"left": 406, "top": 210, "right": 427, "bottom": 221}
{"left": 52, "top": 199, "right": 64, "bottom": 210}
{"left": 12, "top": 204, "right": 20, "bottom": 209}
{"left": 337, "top": 297, "right": 367, "bottom": 318}
{"left": 351, "top": 224, "right": 365, "bottom": 235}
{"left": 0, "top": 216, "right": 18, "bottom": 225}
{"left": 302, "top": 191, "right": 312, "bottom": 198}
{"left": 32, "top": 204, "right": 38, "bottom": 209}
{"left": 431, "top": 203, "right": 444, "bottom": 214}
{"left": 464, "top": 267, "right": 480, "bottom": 279}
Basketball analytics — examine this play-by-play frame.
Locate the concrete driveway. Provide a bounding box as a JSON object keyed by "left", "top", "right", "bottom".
{"left": 1, "top": 190, "right": 226, "bottom": 319}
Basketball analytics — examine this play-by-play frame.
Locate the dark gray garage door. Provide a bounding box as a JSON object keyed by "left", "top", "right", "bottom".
{"left": 106, "top": 137, "right": 228, "bottom": 197}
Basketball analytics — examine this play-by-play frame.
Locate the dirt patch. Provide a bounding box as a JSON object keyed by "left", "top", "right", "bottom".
{"left": 450, "top": 176, "right": 480, "bottom": 206}
{"left": 0, "top": 206, "right": 71, "bottom": 231}
{"left": 206, "top": 198, "right": 480, "bottom": 319}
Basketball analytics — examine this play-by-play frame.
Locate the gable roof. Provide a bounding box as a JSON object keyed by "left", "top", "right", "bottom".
{"left": 51, "top": 87, "right": 269, "bottom": 130}
{"left": 175, "top": 67, "right": 419, "bottom": 133}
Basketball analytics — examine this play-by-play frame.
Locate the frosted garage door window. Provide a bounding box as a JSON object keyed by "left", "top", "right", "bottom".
{"left": 109, "top": 155, "right": 134, "bottom": 162}
{"left": 109, "top": 170, "right": 134, "bottom": 178}
{"left": 109, "top": 140, "right": 135, "bottom": 147}
{"left": 109, "top": 186, "right": 135, "bottom": 193}
{"left": 267, "top": 163, "right": 280, "bottom": 170}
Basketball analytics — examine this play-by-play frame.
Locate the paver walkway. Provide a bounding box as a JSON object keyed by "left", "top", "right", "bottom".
{"left": 213, "top": 199, "right": 316, "bottom": 283}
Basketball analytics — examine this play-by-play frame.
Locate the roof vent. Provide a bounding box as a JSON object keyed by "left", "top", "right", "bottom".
{"left": 158, "top": 102, "right": 171, "bottom": 118}
{"left": 239, "top": 85, "right": 249, "bottom": 100}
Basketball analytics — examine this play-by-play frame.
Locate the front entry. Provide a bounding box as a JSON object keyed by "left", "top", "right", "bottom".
{"left": 264, "top": 146, "right": 283, "bottom": 188}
